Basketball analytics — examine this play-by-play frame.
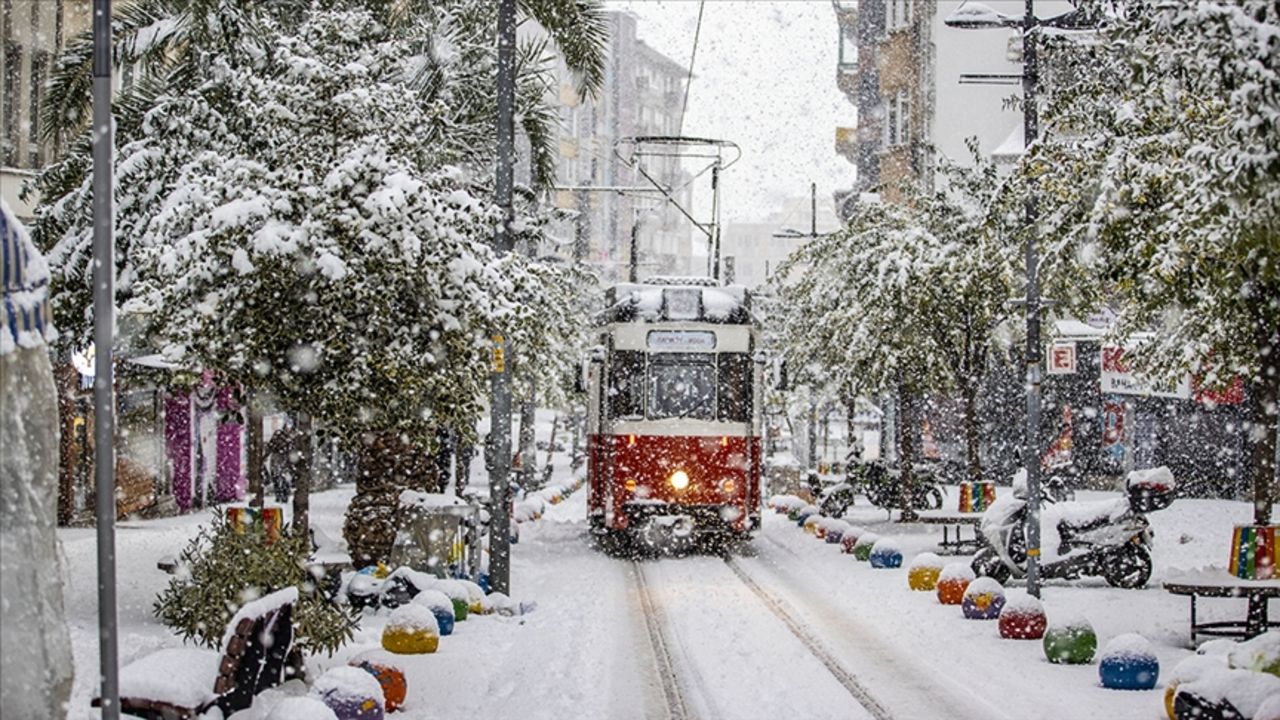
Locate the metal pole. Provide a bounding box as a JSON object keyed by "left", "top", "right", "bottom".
{"left": 91, "top": 0, "right": 120, "bottom": 715}
{"left": 1022, "top": 0, "right": 1043, "bottom": 599}
{"left": 710, "top": 162, "right": 721, "bottom": 281}
{"left": 488, "top": 0, "right": 516, "bottom": 596}
{"left": 810, "top": 182, "right": 816, "bottom": 238}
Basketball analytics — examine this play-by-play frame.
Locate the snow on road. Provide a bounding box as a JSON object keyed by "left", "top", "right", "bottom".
{"left": 58, "top": 473, "right": 1272, "bottom": 720}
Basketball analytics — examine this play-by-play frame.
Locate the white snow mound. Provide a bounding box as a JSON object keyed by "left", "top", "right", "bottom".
{"left": 313, "top": 665, "right": 385, "bottom": 705}
{"left": 268, "top": 695, "right": 339, "bottom": 720}
{"left": 1101, "top": 632, "right": 1155, "bottom": 661}
{"left": 909, "top": 552, "right": 944, "bottom": 570}
{"left": 412, "top": 589, "right": 454, "bottom": 615}
{"left": 939, "top": 562, "right": 975, "bottom": 581}
{"left": 386, "top": 603, "right": 440, "bottom": 634}
{"left": 1001, "top": 592, "right": 1043, "bottom": 616}
{"left": 963, "top": 577, "right": 1005, "bottom": 599}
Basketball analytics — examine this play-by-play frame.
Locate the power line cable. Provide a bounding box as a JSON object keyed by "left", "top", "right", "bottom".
{"left": 677, "top": 1, "right": 705, "bottom": 137}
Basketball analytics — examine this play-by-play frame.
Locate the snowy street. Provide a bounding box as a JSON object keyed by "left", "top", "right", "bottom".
{"left": 58, "top": 465, "right": 1265, "bottom": 720}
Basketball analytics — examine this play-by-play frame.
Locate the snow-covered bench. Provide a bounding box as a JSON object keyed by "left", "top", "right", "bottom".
{"left": 93, "top": 587, "right": 297, "bottom": 719}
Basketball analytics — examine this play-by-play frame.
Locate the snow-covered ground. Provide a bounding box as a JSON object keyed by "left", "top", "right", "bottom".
{"left": 59, "top": 457, "right": 1274, "bottom": 719}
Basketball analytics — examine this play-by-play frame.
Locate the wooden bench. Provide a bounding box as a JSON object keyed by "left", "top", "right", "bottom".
{"left": 94, "top": 588, "right": 296, "bottom": 719}
{"left": 1164, "top": 575, "right": 1280, "bottom": 645}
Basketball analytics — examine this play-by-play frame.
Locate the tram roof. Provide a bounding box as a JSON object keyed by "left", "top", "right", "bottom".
{"left": 598, "top": 280, "right": 753, "bottom": 325}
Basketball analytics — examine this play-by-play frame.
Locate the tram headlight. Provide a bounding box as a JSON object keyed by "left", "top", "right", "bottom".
{"left": 669, "top": 469, "right": 690, "bottom": 491}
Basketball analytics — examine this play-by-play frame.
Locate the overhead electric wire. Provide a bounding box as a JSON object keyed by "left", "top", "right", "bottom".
{"left": 676, "top": 2, "right": 705, "bottom": 138}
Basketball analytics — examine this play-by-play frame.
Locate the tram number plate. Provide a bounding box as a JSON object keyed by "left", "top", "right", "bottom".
{"left": 647, "top": 330, "right": 716, "bottom": 351}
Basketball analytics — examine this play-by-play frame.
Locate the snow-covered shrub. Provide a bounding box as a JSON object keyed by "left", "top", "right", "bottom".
{"left": 154, "top": 510, "right": 357, "bottom": 655}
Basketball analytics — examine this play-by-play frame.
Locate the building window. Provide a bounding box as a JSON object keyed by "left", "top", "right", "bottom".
{"left": 839, "top": 24, "right": 857, "bottom": 67}
{"left": 885, "top": 89, "right": 911, "bottom": 147}
{"left": 887, "top": 0, "right": 912, "bottom": 33}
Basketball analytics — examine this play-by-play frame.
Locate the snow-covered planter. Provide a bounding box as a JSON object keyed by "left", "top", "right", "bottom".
{"left": 936, "top": 563, "right": 974, "bottom": 605}
{"left": 411, "top": 589, "right": 456, "bottom": 636}
{"left": 381, "top": 604, "right": 440, "bottom": 655}
{"left": 869, "top": 538, "right": 903, "bottom": 569}
{"left": 998, "top": 592, "right": 1047, "bottom": 640}
{"left": 852, "top": 532, "right": 881, "bottom": 562}
{"left": 314, "top": 665, "right": 385, "bottom": 720}
{"left": 961, "top": 577, "right": 1006, "bottom": 620}
{"left": 1099, "top": 633, "right": 1159, "bottom": 690}
{"left": 1042, "top": 615, "right": 1097, "bottom": 665}
{"left": 907, "top": 553, "right": 944, "bottom": 591}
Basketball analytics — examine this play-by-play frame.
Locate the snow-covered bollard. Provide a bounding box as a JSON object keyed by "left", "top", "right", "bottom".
{"left": 869, "top": 537, "right": 903, "bottom": 569}
{"left": 314, "top": 666, "right": 386, "bottom": 720}
{"left": 268, "top": 696, "right": 339, "bottom": 720}
{"left": 961, "top": 577, "right": 1006, "bottom": 619}
{"left": 1043, "top": 615, "right": 1097, "bottom": 665}
{"left": 349, "top": 656, "right": 407, "bottom": 713}
{"left": 381, "top": 604, "right": 441, "bottom": 655}
{"left": 803, "top": 513, "right": 822, "bottom": 535}
{"left": 907, "top": 552, "right": 944, "bottom": 591}
{"left": 852, "top": 532, "right": 881, "bottom": 562}
{"left": 1099, "top": 633, "right": 1160, "bottom": 690}
{"left": 455, "top": 578, "right": 487, "bottom": 614}
{"left": 796, "top": 504, "right": 820, "bottom": 527}
{"left": 411, "top": 589, "right": 455, "bottom": 636}
{"left": 936, "top": 563, "right": 974, "bottom": 605}
{"left": 825, "top": 520, "right": 850, "bottom": 544}
{"left": 998, "top": 592, "right": 1047, "bottom": 639}
{"left": 840, "top": 527, "right": 864, "bottom": 554}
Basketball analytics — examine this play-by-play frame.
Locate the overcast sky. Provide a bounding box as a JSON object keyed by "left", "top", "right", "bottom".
{"left": 604, "top": 1, "right": 856, "bottom": 227}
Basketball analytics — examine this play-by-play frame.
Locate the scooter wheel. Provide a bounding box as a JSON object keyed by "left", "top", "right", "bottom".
{"left": 972, "top": 548, "right": 1012, "bottom": 584}
{"left": 1103, "top": 544, "right": 1152, "bottom": 589}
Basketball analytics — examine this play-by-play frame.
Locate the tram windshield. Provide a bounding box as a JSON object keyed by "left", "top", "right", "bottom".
{"left": 647, "top": 354, "right": 716, "bottom": 420}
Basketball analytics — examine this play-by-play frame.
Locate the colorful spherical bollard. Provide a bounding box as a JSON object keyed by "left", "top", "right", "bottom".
{"left": 381, "top": 604, "right": 440, "bottom": 654}
{"left": 349, "top": 659, "right": 407, "bottom": 713}
{"left": 1099, "top": 633, "right": 1159, "bottom": 690}
{"left": 907, "top": 552, "right": 944, "bottom": 591}
{"left": 315, "top": 666, "right": 385, "bottom": 720}
{"left": 1043, "top": 616, "right": 1098, "bottom": 665}
{"left": 998, "top": 592, "right": 1047, "bottom": 639}
{"left": 826, "top": 520, "right": 848, "bottom": 544}
{"left": 852, "top": 533, "right": 881, "bottom": 562}
{"left": 840, "top": 528, "right": 863, "bottom": 554}
{"left": 268, "top": 697, "right": 338, "bottom": 720}
{"left": 803, "top": 514, "right": 821, "bottom": 535}
{"left": 869, "top": 538, "right": 904, "bottom": 569}
{"left": 961, "top": 577, "right": 1006, "bottom": 620}
{"left": 412, "top": 589, "right": 456, "bottom": 636}
{"left": 936, "top": 563, "right": 974, "bottom": 605}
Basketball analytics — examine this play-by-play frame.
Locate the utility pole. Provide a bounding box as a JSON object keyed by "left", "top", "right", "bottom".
{"left": 628, "top": 214, "right": 641, "bottom": 282}
{"left": 91, "top": 0, "right": 120, "bottom": 716}
{"left": 944, "top": 0, "right": 1090, "bottom": 598}
{"left": 488, "top": 0, "right": 516, "bottom": 596}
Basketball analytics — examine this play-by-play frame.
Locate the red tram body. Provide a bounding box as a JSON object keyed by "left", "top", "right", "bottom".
{"left": 585, "top": 279, "right": 764, "bottom": 544}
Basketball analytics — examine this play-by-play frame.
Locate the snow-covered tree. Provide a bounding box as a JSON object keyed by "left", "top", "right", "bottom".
{"left": 777, "top": 154, "right": 1017, "bottom": 512}
{"left": 1027, "top": 1, "right": 1279, "bottom": 523}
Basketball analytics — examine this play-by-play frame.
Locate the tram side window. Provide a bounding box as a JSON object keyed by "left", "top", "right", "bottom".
{"left": 717, "top": 353, "right": 753, "bottom": 422}
{"left": 609, "top": 351, "right": 645, "bottom": 419}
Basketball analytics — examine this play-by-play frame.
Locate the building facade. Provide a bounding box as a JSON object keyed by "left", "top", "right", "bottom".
{"left": 542, "top": 11, "right": 695, "bottom": 281}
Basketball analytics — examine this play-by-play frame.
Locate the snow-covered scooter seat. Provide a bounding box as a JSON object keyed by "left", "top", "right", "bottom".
{"left": 93, "top": 588, "right": 296, "bottom": 720}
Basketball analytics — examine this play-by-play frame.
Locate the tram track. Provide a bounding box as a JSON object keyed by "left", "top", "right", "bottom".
{"left": 631, "top": 559, "right": 695, "bottom": 720}
{"left": 723, "top": 554, "right": 895, "bottom": 720}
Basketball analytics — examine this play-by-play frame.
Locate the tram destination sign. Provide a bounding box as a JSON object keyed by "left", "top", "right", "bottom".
{"left": 647, "top": 330, "right": 717, "bottom": 351}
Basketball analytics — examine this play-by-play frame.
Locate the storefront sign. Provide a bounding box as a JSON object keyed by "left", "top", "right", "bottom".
{"left": 1047, "top": 342, "right": 1077, "bottom": 375}
{"left": 1100, "top": 346, "right": 1191, "bottom": 399}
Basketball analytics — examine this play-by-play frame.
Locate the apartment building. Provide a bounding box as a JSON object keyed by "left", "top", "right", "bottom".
{"left": 543, "top": 11, "right": 695, "bottom": 281}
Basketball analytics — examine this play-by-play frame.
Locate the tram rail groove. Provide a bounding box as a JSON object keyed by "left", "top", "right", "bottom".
{"left": 632, "top": 560, "right": 693, "bottom": 720}
{"left": 724, "top": 556, "right": 896, "bottom": 720}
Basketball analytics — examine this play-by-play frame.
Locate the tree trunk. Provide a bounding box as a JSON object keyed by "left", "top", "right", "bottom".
{"left": 292, "top": 412, "right": 312, "bottom": 534}
{"left": 964, "top": 385, "right": 982, "bottom": 483}
{"left": 899, "top": 381, "right": 918, "bottom": 522}
{"left": 544, "top": 413, "right": 560, "bottom": 476}
{"left": 246, "top": 390, "right": 265, "bottom": 508}
{"left": 343, "top": 433, "right": 431, "bottom": 568}
{"left": 1250, "top": 322, "right": 1278, "bottom": 526}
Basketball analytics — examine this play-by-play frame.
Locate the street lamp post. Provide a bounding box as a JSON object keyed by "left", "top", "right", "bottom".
{"left": 944, "top": 0, "right": 1086, "bottom": 598}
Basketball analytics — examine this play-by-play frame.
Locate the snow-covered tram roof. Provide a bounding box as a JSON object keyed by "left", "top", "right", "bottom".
{"left": 598, "top": 278, "right": 753, "bottom": 325}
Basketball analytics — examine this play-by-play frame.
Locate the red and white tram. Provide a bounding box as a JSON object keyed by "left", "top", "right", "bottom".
{"left": 585, "top": 278, "right": 764, "bottom": 546}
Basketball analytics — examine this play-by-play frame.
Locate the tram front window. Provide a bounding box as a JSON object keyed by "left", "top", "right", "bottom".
{"left": 648, "top": 354, "right": 715, "bottom": 420}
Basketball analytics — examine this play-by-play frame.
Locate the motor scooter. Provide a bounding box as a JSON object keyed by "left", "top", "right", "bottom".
{"left": 971, "top": 467, "right": 1176, "bottom": 589}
